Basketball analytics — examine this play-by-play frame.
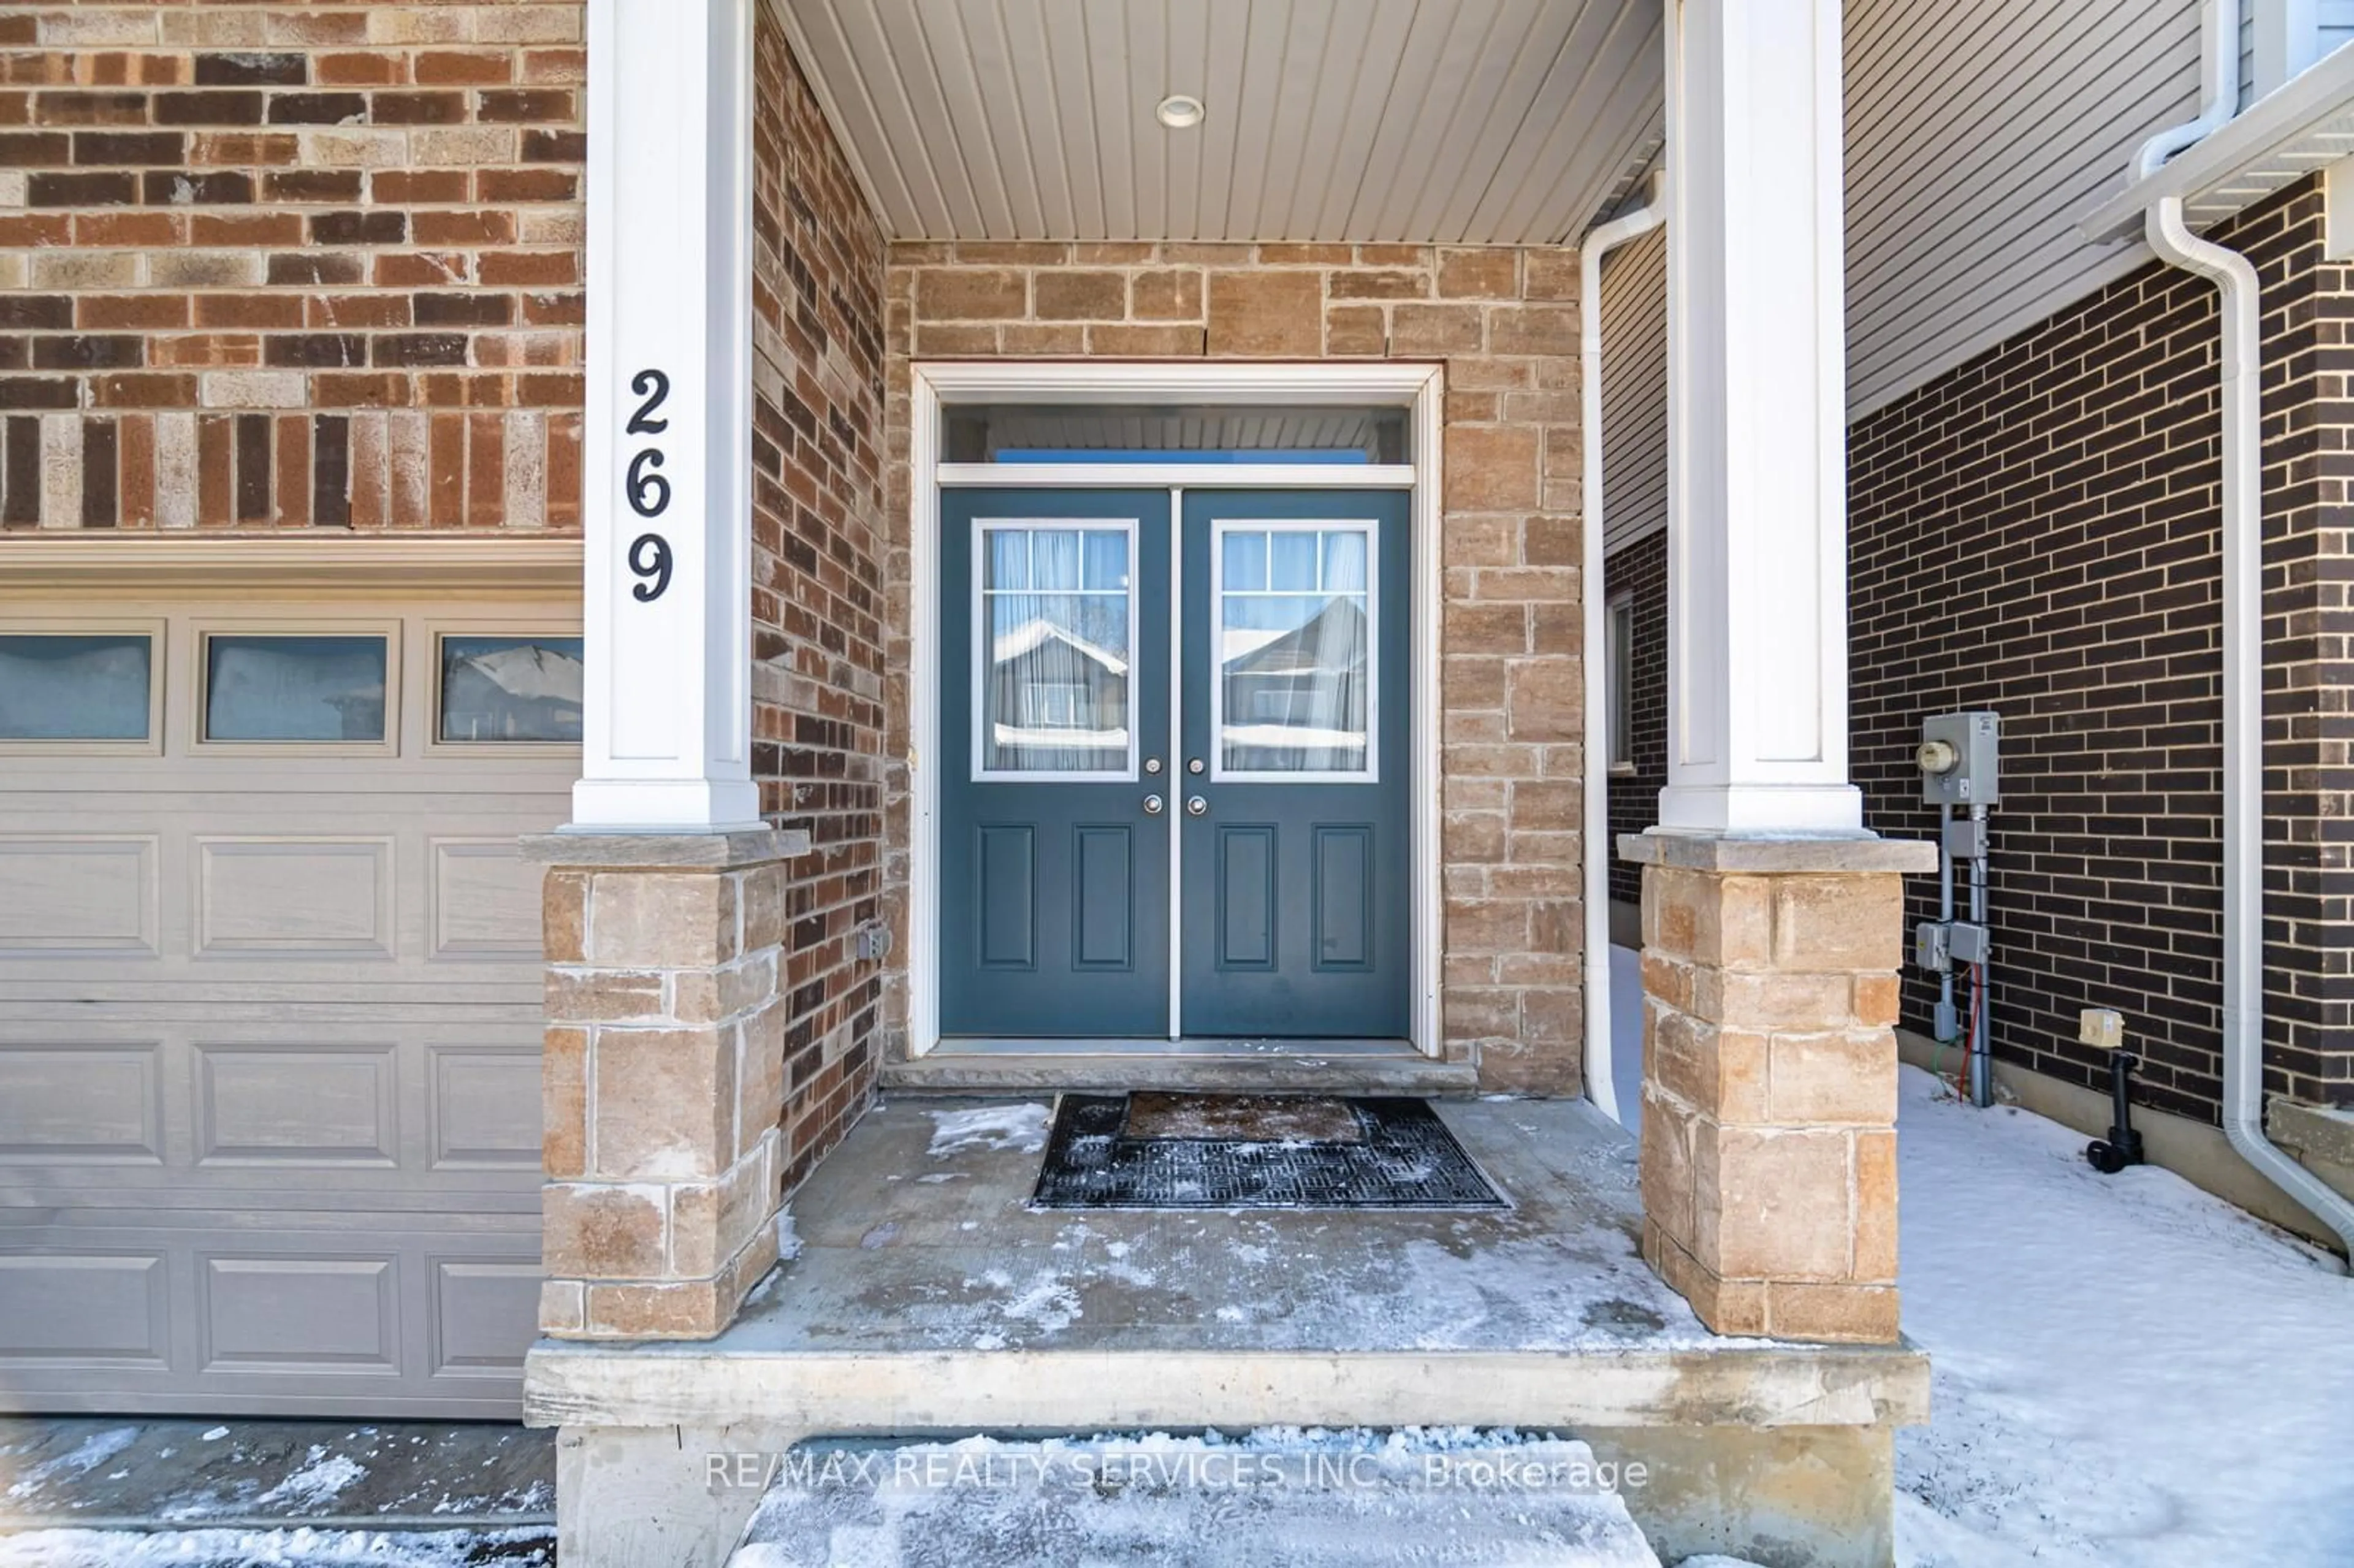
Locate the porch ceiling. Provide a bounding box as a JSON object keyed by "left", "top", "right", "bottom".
{"left": 772, "top": 0, "right": 1665, "bottom": 245}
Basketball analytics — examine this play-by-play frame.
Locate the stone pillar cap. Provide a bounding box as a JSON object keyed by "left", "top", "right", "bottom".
{"left": 1617, "top": 830, "right": 1937, "bottom": 875}
{"left": 520, "top": 827, "right": 811, "bottom": 869}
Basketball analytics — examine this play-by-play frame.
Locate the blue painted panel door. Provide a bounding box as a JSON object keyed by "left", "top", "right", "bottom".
{"left": 1178, "top": 489, "right": 1411, "bottom": 1038}
{"left": 939, "top": 488, "right": 1171, "bottom": 1037}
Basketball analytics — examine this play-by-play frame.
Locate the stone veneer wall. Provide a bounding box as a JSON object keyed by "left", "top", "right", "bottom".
{"left": 748, "top": 3, "right": 889, "bottom": 1186}
{"left": 0, "top": 1, "right": 584, "bottom": 531}
{"left": 879, "top": 242, "right": 1592, "bottom": 1093}
{"left": 1848, "top": 178, "right": 2354, "bottom": 1119}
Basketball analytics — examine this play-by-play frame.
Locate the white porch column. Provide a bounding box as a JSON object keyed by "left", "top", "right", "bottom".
{"left": 1658, "top": 0, "right": 1861, "bottom": 836}
{"left": 571, "top": 0, "right": 759, "bottom": 832}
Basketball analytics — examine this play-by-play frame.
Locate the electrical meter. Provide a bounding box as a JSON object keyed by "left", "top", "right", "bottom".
{"left": 1919, "top": 711, "right": 2000, "bottom": 806}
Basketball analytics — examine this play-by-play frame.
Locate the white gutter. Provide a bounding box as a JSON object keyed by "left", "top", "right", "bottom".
{"left": 1580, "top": 170, "right": 1664, "bottom": 1129}
{"left": 2132, "top": 1, "right": 2354, "bottom": 1262}
{"left": 2079, "top": 29, "right": 2354, "bottom": 243}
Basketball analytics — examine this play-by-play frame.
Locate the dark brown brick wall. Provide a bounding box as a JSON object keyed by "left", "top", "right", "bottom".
{"left": 1848, "top": 177, "right": 2354, "bottom": 1121}
{"left": 0, "top": 2, "right": 584, "bottom": 531}
{"left": 1604, "top": 527, "right": 1666, "bottom": 909}
{"left": 748, "top": 3, "right": 889, "bottom": 1187}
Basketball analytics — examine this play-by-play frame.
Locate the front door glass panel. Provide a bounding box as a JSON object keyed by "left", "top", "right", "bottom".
{"left": 1214, "top": 522, "right": 1373, "bottom": 777}
{"left": 977, "top": 523, "right": 1135, "bottom": 776}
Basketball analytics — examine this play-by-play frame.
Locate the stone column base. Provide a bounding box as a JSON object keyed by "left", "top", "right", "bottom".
{"left": 1619, "top": 832, "right": 1935, "bottom": 1344}
{"left": 524, "top": 829, "right": 807, "bottom": 1341}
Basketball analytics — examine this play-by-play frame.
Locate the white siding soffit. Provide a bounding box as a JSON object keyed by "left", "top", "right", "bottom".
{"left": 771, "top": 0, "right": 1664, "bottom": 245}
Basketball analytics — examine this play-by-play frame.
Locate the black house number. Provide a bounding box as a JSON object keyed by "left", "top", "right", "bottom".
{"left": 625, "top": 368, "right": 672, "bottom": 602}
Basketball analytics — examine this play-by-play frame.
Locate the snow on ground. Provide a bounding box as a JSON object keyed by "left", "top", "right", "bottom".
{"left": 4, "top": 1432, "right": 140, "bottom": 1502}
{"left": 1893, "top": 1064, "right": 2354, "bottom": 1567}
{"left": 729, "top": 1429, "right": 1666, "bottom": 1568}
{"left": 254, "top": 1452, "right": 368, "bottom": 1512}
{"left": 923, "top": 1102, "right": 1049, "bottom": 1157}
{"left": 0, "top": 1527, "right": 551, "bottom": 1567}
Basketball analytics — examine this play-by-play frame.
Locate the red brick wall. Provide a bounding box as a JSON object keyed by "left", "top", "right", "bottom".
{"left": 880, "top": 242, "right": 1593, "bottom": 1094}
{"left": 1848, "top": 178, "right": 2354, "bottom": 1120}
{"left": 749, "top": 4, "right": 889, "bottom": 1186}
{"left": 0, "top": 1, "right": 584, "bottom": 531}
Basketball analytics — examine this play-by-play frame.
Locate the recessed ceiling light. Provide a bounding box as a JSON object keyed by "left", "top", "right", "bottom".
{"left": 1156, "top": 94, "right": 1205, "bottom": 130}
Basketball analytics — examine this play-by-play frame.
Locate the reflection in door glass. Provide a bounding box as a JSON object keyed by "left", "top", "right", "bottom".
{"left": 980, "top": 525, "right": 1132, "bottom": 773}
{"left": 1219, "top": 526, "right": 1370, "bottom": 774}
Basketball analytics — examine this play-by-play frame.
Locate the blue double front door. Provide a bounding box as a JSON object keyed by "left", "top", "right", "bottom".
{"left": 939, "top": 485, "right": 1411, "bottom": 1042}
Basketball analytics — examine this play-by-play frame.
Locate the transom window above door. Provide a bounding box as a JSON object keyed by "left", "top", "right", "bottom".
{"left": 1214, "top": 522, "right": 1376, "bottom": 778}
{"left": 975, "top": 521, "right": 1137, "bottom": 777}
{"left": 945, "top": 403, "right": 1410, "bottom": 465}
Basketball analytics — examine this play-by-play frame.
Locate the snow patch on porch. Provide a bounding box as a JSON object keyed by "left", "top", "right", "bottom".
{"left": 923, "top": 1102, "right": 1050, "bottom": 1157}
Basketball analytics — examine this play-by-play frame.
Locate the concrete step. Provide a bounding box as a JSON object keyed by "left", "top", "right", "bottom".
{"left": 724, "top": 1431, "right": 1667, "bottom": 1567}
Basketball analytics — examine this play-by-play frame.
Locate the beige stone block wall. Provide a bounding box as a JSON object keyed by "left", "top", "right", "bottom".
{"left": 1637, "top": 864, "right": 1907, "bottom": 1342}
{"left": 536, "top": 858, "right": 792, "bottom": 1340}
{"left": 880, "top": 240, "right": 1590, "bottom": 1092}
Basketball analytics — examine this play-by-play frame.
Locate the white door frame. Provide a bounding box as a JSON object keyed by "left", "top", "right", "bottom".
{"left": 907, "top": 360, "right": 1444, "bottom": 1059}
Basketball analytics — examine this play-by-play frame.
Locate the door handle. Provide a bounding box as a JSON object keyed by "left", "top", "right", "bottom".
{"left": 1186, "top": 796, "right": 1208, "bottom": 817}
{"left": 1143, "top": 794, "right": 1165, "bottom": 816}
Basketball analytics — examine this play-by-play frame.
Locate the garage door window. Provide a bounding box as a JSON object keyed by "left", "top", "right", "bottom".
{"left": 203, "top": 634, "right": 389, "bottom": 744}
{"left": 0, "top": 633, "right": 154, "bottom": 742}
{"left": 437, "top": 635, "right": 585, "bottom": 744}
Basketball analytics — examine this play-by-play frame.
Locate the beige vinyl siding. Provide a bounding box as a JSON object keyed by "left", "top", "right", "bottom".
{"left": 1598, "top": 226, "right": 1667, "bottom": 555}
{"left": 2330, "top": 2, "right": 2354, "bottom": 54}
{"left": 2242, "top": 4, "right": 2253, "bottom": 110}
{"left": 1843, "top": 0, "right": 2202, "bottom": 418}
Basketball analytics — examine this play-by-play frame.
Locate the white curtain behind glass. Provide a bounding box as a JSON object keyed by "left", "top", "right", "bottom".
{"left": 982, "top": 526, "right": 1132, "bottom": 773}
{"left": 1219, "top": 527, "right": 1369, "bottom": 773}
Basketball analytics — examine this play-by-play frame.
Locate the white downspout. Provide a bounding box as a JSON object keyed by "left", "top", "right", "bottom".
{"left": 2136, "top": 0, "right": 2354, "bottom": 1261}
{"left": 2135, "top": 0, "right": 2239, "bottom": 180}
{"left": 1580, "top": 171, "right": 1664, "bottom": 1128}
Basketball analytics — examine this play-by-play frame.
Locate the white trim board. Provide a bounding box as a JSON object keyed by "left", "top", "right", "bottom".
{"left": 906, "top": 360, "right": 1446, "bottom": 1062}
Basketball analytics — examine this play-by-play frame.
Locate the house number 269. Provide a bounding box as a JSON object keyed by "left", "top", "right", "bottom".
{"left": 624, "top": 368, "right": 673, "bottom": 603}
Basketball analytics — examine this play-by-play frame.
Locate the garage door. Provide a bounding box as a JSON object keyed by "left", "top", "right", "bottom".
{"left": 0, "top": 598, "right": 575, "bottom": 1418}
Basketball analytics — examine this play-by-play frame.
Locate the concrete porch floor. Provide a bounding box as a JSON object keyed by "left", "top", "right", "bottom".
{"left": 529, "top": 1095, "right": 1928, "bottom": 1566}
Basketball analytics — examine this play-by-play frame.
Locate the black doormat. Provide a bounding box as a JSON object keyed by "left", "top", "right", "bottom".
{"left": 1029, "top": 1094, "right": 1507, "bottom": 1211}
